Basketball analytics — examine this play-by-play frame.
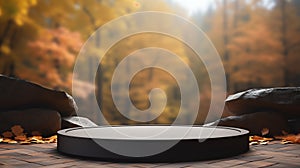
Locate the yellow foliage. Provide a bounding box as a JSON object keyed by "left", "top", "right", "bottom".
{"left": 0, "top": 0, "right": 36, "bottom": 25}
{"left": 0, "top": 45, "right": 10, "bottom": 54}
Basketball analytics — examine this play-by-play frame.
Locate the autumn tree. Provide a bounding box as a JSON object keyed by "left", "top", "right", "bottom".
{"left": 25, "top": 27, "right": 82, "bottom": 90}
{"left": 227, "top": 4, "right": 283, "bottom": 91}
{"left": 0, "top": 0, "right": 37, "bottom": 76}
{"left": 0, "top": 0, "right": 138, "bottom": 89}
{"left": 269, "top": 0, "right": 300, "bottom": 86}
{"left": 0, "top": 0, "right": 82, "bottom": 87}
{"left": 203, "top": 0, "right": 300, "bottom": 92}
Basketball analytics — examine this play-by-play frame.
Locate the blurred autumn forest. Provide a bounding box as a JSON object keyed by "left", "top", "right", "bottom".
{"left": 0, "top": 0, "right": 300, "bottom": 125}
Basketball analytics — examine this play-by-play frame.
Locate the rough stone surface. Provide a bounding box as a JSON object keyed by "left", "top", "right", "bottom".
{"left": 0, "top": 75, "right": 79, "bottom": 135}
{"left": 288, "top": 118, "right": 300, "bottom": 133}
{"left": 0, "top": 108, "right": 61, "bottom": 136}
{"left": 226, "top": 87, "right": 300, "bottom": 118}
{"left": 0, "top": 75, "right": 77, "bottom": 117}
{"left": 210, "top": 111, "right": 290, "bottom": 136}
{"left": 61, "top": 116, "right": 97, "bottom": 129}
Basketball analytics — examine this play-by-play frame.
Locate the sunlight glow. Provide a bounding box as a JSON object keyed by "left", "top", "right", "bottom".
{"left": 171, "top": 0, "right": 211, "bottom": 15}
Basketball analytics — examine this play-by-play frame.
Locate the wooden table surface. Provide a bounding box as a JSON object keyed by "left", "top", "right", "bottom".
{"left": 0, "top": 141, "right": 299, "bottom": 168}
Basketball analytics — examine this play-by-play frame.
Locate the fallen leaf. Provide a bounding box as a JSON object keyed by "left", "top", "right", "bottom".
{"left": 282, "top": 130, "right": 289, "bottom": 135}
{"left": 249, "top": 136, "right": 273, "bottom": 141}
{"left": 275, "top": 133, "right": 300, "bottom": 144}
{"left": 1, "top": 125, "right": 58, "bottom": 145}
{"left": 30, "top": 136, "right": 43, "bottom": 141}
{"left": 249, "top": 135, "right": 262, "bottom": 141}
{"left": 250, "top": 141, "right": 259, "bottom": 145}
{"left": 11, "top": 125, "right": 24, "bottom": 136}
{"left": 260, "top": 141, "right": 269, "bottom": 145}
{"left": 7, "top": 140, "right": 18, "bottom": 144}
{"left": 263, "top": 137, "right": 273, "bottom": 141}
{"left": 15, "top": 135, "right": 27, "bottom": 141}
{"left": 2, "top": 139, "right": 11, "bottom": 143}
{"left": 45, "top": 135, "right": 57, "bottom": 143}
{"left": 249, "top": 135, "right": 273, "bottom": 145}
{"left": 2, "top": 131, "right": 13, "bottom": 138}
{"left": 261, "top": 128, "right": 269, "bottom": 136}
{"left": 281, "top": 140, "right": 293, "bottom": 144}
{"left": 2, "top": 138, "right": 18, "bottom": 144}
{"left": 20, "top": 141, "right": 31, "bottom": 145}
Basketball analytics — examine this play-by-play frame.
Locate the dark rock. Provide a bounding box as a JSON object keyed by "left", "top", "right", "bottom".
{"left": 0, "top": 75, "right": 77, "bottom": 117}
{"left": 62, "top": 116, "right": 97, "bottom": 129}
{"left": 288, "top": 118, "right": 300, "bottom": 134}
{"left": 0, "top": 108, "right": 61, "bottom": 136}
{"left": 226, "top": 87, "right": 300, "bottom": 119}
{"left": 208, "top": 111, "right": 289, "bottom": 136}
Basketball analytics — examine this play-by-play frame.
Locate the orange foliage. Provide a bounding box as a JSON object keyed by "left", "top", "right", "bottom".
{"left": 275, "top": 134, "right": 300, "bottom": 144}
{"left": 0, "top": 125, "right": 57, "bottom": 145}
{"left": 23, "top": 27, "right": 82, "bottom": 90}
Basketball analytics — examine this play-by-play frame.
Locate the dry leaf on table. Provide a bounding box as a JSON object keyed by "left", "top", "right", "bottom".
{"left": 11, "top": 125, "right": 24, "bottom": 136}
{"left": 15, "top": 135, "right": 27, "bottom": 141}
{"left": 249, "top": 135, "right": 273, "bottom": 141}
{"left": 275, "top": 134, "right": 300, "bottom": 144}
{"left": 249, "top": 135, "right": 273, "bottom": 145}
{"left": 2, "top": 131, "right": 13, "bottom": 138}
{"left": 20, "top": 141, "right": 31, "bottom": 145}
{"left": 0, "top": 125, "right": 57, "bottom": 145}
{"left": 249, "top": 141, "right": 259, "bottom": 145}
{"left": 2, "top": 138, "right": 17, "bottom": 143}
{"left": 281, "top": 140, "right": 293, "bottom": 144}
{"left": 261, "top": 128, "right": 269, "bottom": 136}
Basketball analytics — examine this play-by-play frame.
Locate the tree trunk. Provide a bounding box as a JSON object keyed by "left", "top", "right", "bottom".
{"left": 0, "top": 20, "right": 13, "bottom": 48}
{"left": 233, "top": 0, "right": 239, "bottom": 28}
{"left": 232, "top": 0, "right": 239, "bottom": 92}
{"left": 280, "top": 0, "right": 289, "bottom": 86}
{"left": 0, "top": 20, "right": 16, "bottom": 77}
{"left": 223, "top": 0, "right": 230, "bottom": 92}
{"left": 83, "top": 5, "right": 104, "bottom": 124}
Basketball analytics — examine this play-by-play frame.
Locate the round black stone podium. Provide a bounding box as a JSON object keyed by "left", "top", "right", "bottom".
{"left": 57, "top": 126, "right": 249, "bottom": 162}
